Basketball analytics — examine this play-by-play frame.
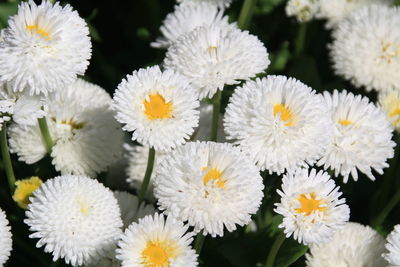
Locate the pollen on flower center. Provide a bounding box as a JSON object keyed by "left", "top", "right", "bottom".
{"left": 380, "top": 41, "right": 400, "bottom": 63}
{"left": 203, "top": 167, "right": 225, "bottom": 188}
{"left": 77, "top": 199, "right": 90, "bottom": 215}
{"left": 273, "top": 103, "right": 294, "bottom": 126}
{"left": 142, "top": 241, "right": 177, "bottom": 266}
{"left": 26, "top": 25, "right": 51, "bottom": 40}
{"left": 338, "top": 119, "right": 353, "bottom": 126}
{"left": 295, "top": 193, "right": 326, "bottom": 216}
{"left": 143, "top": 94, "right": 173, "bottom": 120}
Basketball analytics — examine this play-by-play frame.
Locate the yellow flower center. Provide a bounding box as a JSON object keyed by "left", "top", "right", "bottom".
{"left": 203, "top": 167, "right": 225, "bottom": 188}
{"left": 390, "top": 108, "right": 400, "bottom": 125}
{"left": 381, "top": 41, "right": 400, "bottom": 63}
{"left": 26, "top": 25, "right": 50, "bottom": 40}
{"left": 144, "top": 94, "right": 173, "bottom": 120}
{"left": 338, "top": 119, "right": 353, "bottom": 126}
{"left": 61, "top": 119, "right": 85, "bottom": 129}
{"left": 12, "top": 177, "right": 43, "bottom": 209}
{"left": 295, "top": 193, "right": 326, "bottom": 216}
{"left": 273, "top": 104, "right": 294, "bottom": 126}
{"left": 77, "top": 199, "right": 91, "bottom": 215}
{"left": 142, "top": 240, "right": 177, "bottom": 266}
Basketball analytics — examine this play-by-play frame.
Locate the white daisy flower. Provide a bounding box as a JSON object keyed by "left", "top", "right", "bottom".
{"left": 192, "top": 102, "right": 226, "bottom": 141}
{"left": 125, "top": 144, "right": 165, "bottom": 195}
{"left": 154, "top": 141, "right": 264, "bottom": 237}
{"left": 0, "top": 0, "right": 91, "bottom": 95}
{"left": 113, "top": 191, "right": 156, "bottom": 229}
{"left": 177, "top": 0, "right": 232, "bottom": 9}
{"left": 317, "top": 90, "right": 395, "bottom": 183}
{"left": 286, "top": 0, "right": 318, "bottom": 23}
{"left": 8, "top": 78, "right": 124, "bottom": 177}
{"left": 0, "top": 208, "right": 12, "bottom": 265}
{"left": 0, "top": 84, "right": 46, "bottom": 130}
{"left": 224, "top": 75, "right": 332, "bottom": 174}
{"left": 25, "top": 175, "right": 123, "bottom": 266}
{"left": 316, "top": 0, "right": 392, "bottom": 29}
{"left": 274, "top": 168, "right": 350, "bottom": 245}
{"left": 306, "top": 222, "right": 386, "bottom": 267}
{"left": 152, "top": 2, "right": 235, "bottom": 49}
{"left": 383, "top": 224, "right": 400, "bottom": 266}
{"left": 116, "top": 213, "right": 198, "bottom": 266}
{"left": 113, "top": 66, "right": 200, "bottom": 152}
{"left": 164, "top": 25, "right": 270, "bottom": 99}
{"left": 329, "top": 5, "right": 400, "bottom": 92}
{"left": 379, "top": 89, "right": 400, "bottom": 132}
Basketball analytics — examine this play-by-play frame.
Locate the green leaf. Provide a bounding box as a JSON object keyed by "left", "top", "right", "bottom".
{"left": 275, "top": 238, "right": 308, "bottom": 267}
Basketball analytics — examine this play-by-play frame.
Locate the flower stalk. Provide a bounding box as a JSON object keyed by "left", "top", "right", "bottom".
{"left": 238, "top": 0, "right": 258, "bottom": 30}
{"left": 210, "top": 90, "right": 222, "bottom": 142}
{"left": 265, "top": 232, "right": 286, "bottom": 267}
{"left": 38, "top": 117, "right": 54, "bottom": 154}
{"left": 0, "top": 124, "right": 16, "bottom": 193}
{"left": 138, "top": 147, "right": 156, "bottom": 202}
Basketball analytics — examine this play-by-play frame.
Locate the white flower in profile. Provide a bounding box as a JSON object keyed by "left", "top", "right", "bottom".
{"left": 317, "top": 90, "right": 395, "bottom": 183}
{"left": 0, "top": 84, "right": 46, "bottom": 130}
{"left": 8, "top": 79, "right": 124, "bottom": 177}
{"left": 113, "top": 66, "right": 200, "bottom": 151}
{"left": 286, "top": 0, "right": 318, "bottom": 22}
{"left": 383, "top": 224, "right": 400, "bottom": 266}
{"left": 154, "top": 141, "right": 264, "bottom": 237}
{"left": 177, "top": 0, "right": 232, "bottom": 9}
{"left": 316, "top": 0, "right": 392, "bottom": 28}
{"left": 379, "top": 89, "right": 400, "bottom": 132}
{"left": 152, "top": 2, "right": 235, "bottom": 49}
{"left": 0, "top": 208, "right": 12, "bottom": 265}
{"left": 274, "top": 168, "right": 350, "bottom": 245}
{"left": 164, "top": 25, "right": 270, "bottom": 99}
{"left": 306, "top": 222, "right": 386, "bottom": 267}
{"left": 25, "top": 175, "right": 123, "bottom": 266}
{"left": 0, "top": 0, "right": 91, "bottom": 95}
{"left": 116, "top": 213, "right": 198, "bottom": 266}
{"left": 224, "top": 75, "right": 332, "bottom": 174}
{"left": 329, "top": 5, "right": 400, "bottom": 92}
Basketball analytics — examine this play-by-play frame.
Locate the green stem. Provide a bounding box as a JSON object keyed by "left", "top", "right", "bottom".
{"left": 194, "top": 232, "right": 206, "bottom": 255}
{"left": 210, "top": 90, "right": 222, "bottom": 142}
{"left": 138, "top": 147, "right": 156, "bottom": 202}
{"left": 0, "top": 125, "right": 16, "bottom": 193}
{"left": 372, "top": 187, "right": 400, "bottom": 228}
{"left": 38, "top": 117, "right": 54, "bottom": 154}
{"left": 238, "top": 0, "right": 258, "bottom": 30}
{"left": 294, "top": 23, "right": 307, "bottom": 56}
{"left": 265, "top": 233, "right": 286, "bottom": 267}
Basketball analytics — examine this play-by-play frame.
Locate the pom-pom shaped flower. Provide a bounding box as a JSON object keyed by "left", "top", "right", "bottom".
{"left": 177, "top": 0, "right": 232, "bottom": 9}
{"left": 286, "top": 0, "right": 318, "bottom": 22}
{"left": 113, "top": 66, "right": 200, "bottom": 151}
{"left": 317, "top": 90, "right": 395, "bottom": 183}
{"left": 0, "top": 0, "right": 91, "bottom": 95}
{"left": 154, "top": 141, "right": 264, "bottom": 237}
{"left": 379, "top": 89, "right": 400, "bottom": 132}
{"left": 0, "top": 208, "right": 12, "bottom": 265}
{"left": 164, "top": 25, "right": 270, "bottom": 99}
{"left": 116, "top": 213, "right": 198, "bottom": 266}
{"left": 306, "top": 222, "right": 386, "bottom": 267}
{"left": 25, "top": 175, "right": 123, "bottom": 266}
{"left": 383, "top": 224, "right": 400, "bottom": 266}
{"left": 224, "top": 75, "right": 332, "bottom": 174}
{"left": 274, "top": 168, "right": 350, "bottom": 245}
{"left": 152, "top": 2, "right": 234, "bottom": 49}
{"left": 12, "top": 176, "right": 43, "bottom": 209}
{"left": 329, "top": 5, "right": 400, "bottom": 92}
{"left": 9, "top": 78, "right": 124, "bottom": 177}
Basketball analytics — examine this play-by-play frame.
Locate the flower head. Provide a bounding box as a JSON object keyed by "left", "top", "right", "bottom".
{"left": 224, "top": 75, "right": 332, "bottom": 174}
{"left": 0, "top": 0, "right": 91, "bottom": 95}
{"left": 164, "top": 25, "right": 270, "bottom": 99}
{"left": 154, "top": 141, "right": 264, "bottom": 237}
{"left": 383, "top": 224, "right": 400, "bottom": 266}
{"left": 116, "top": 213, "right": 198, "bottom": 266}
{"left": 25, "top": 175, "right": 123, "bottom": 266}
{"left": 379, "top": 89, "right": 400, "bottom": 132}
{"left": 286, "top": 0, "right": 318, "bottom": 22}
{"left": 13, "top": 176, "right": 43, "bottom": 209}
{"left": 113, "top": 66, "right": 200, "bottom": 151}
{"left": 274, "top": 168, "right": 350, "bottom": 245}
{"left": 317, "top": 90, "right": 395, "bottom": 182}
{"left": 0, "top": 208, "right": 12, "bottom": 265}
{"left": 329, "top": 5, "right": 400, "bottom": 92}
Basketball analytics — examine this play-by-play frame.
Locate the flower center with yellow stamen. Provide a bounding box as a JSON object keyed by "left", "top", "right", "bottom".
{"left": 380, "top": 41, "right": 400, "bottom": 63}
{"left": 273, "top": 104, "right": 294, "bottom": 126}
{"left": 144, "top": 94, "right": 173, "bottom": 120}
{"left": 61, "top": 119, "right": 85, "bottom": 129}
{"left": 77, "top": 199, "right": 90, "bottom": 215}
{"left": 207, "top": 46, "right": 219, "bottom": 60}
{"left": 295, "top": 193, "right": 325, "bottom": 216}
{"left": 389, "top": 108, "right": 400, "bottom": 126}
{"left": 141, "top": 240, "right": 177, "bottom": 266}
{"left": 203, "top": 167, "right": 225, "bottom": 188}
{"left": 12, "top": 176, "right": 43, "bottom": 209}
{"left": 26, "top": 25, "right": 51, "bottom": 40}
{"left": 338, "top": 119, "right": 353, "bottom": 126}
